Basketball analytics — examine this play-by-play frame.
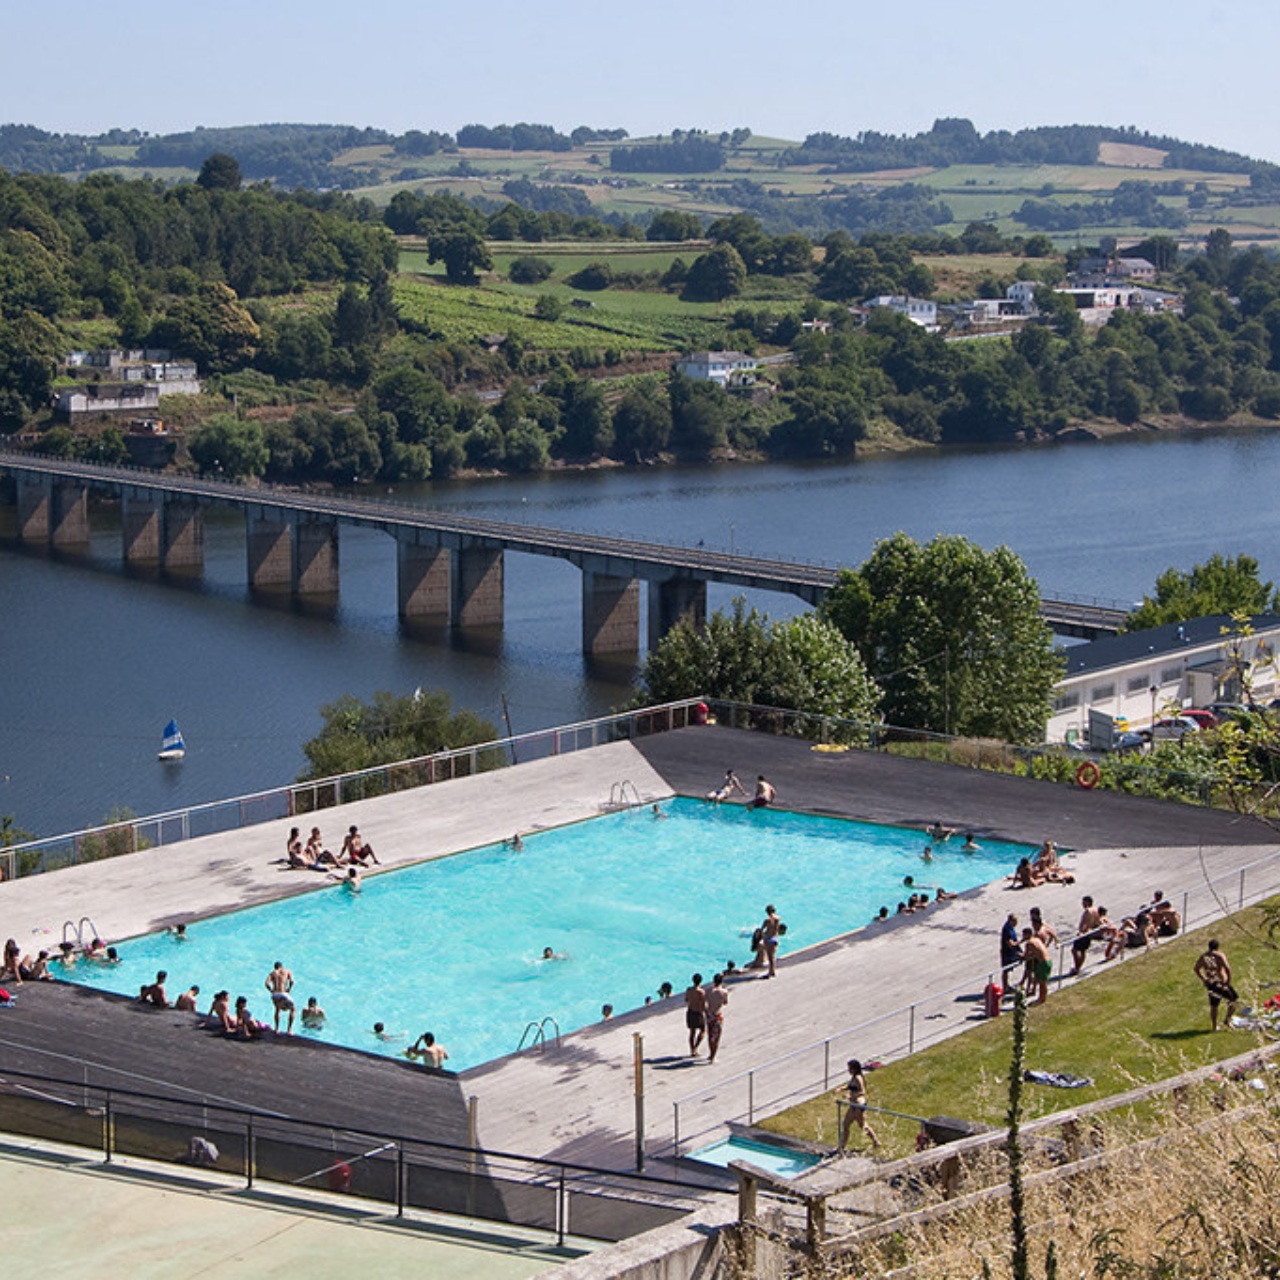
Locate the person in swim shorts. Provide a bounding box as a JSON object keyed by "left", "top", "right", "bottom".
{"left": 1021, "top": 928, "right": 1051, "bottom": 1004}
{"left": 705, "top": 973, "right": 729, "bottom": 1063}
{"left": 1194, "top": 939, "right": 1239, "bottom": 1031}
{"left": 265, "top": 960, "right": 296, "bottom": 1033}
{"left": 684, "top": 973, "right": 707, "bottom": 1055}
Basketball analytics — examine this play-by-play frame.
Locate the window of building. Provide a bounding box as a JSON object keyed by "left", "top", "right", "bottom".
{"left": 1127, "top": 674, "right": 1151, "bottom": 694}
{"left": 1054, "top": 691, "right": 1080, "bottom": 712}
{"left": 1160, "top": 666, "right": 1181, "bottom": 684}
{"left": 1091, "top": 683, "right": 1116, "bottom": 701}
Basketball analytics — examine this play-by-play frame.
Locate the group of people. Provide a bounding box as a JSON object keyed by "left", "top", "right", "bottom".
{"left": 1011, "top": 840, "right": 1076, "bottom": 889}
{"left": 285, "top": 825, "right": 379, "bottom": 873}
{"left": 1001, "top": 885, "right": 1185, "bottom": 1006}
{"left": 708, "top": 769, "right": 776, "bottom": 809}
{"left": 2, "top": 935, "right": 121, "bottom": 984}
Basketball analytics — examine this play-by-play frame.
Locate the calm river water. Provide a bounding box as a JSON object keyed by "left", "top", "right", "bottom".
{"left": 3, "top": 427, "right": 1279, "bottom": 835}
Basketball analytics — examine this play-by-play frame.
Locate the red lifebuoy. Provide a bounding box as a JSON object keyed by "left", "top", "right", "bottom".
{"left": 1076, "top": 761, "right": 1101, "bottom": 790}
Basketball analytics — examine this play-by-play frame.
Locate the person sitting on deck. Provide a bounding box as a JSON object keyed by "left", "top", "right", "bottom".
{"left": 1011, "top": 858, "right": 1046, "bottom": 889}
{"left": 175, "top": 984, "right": 200, "bottom": 1012}
{"left": 206, "top": 991, "right": 235, "bottom": 1034}
{"left": 286, "top": 827, "right": 308, "bottom": 868}
{"left": 1148, "top": 891, "right": 1181, "bottom": 937}
{"left": 306, "top": 828, "right": 340, "bottom": 868}
{"left": 708, "top": 769, "right": 747, "bottom": 804}
{"left": 342, "top": 826, "right": 380, "bottom": 866}
{"left": 234, "top": 996, "right": 267, "bottom": 1039}
{"left": 1033, "top": 840, "right": 1075, "bottom": 884}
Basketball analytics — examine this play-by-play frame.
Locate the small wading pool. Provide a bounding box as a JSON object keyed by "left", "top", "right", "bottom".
{"left": 67, "top": 800, "right": 1031, "bottom": 1068}
{"left": 688, "top": 1135, "right": 822, "bottom": 1179}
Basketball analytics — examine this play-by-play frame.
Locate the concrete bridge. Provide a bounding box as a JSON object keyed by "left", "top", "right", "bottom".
{"left": 0, "top": 451, "right": 1126, "bottom": 651}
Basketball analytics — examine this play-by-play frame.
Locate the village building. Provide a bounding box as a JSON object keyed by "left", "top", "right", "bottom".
{"left": 861, "top": 295, "right": 939, "bottom": 331}
{"left": 674, "top": 350, "right": 758, "bottom": 386}
{"left": 1047, "top": 613, "right": 1280, "bottom": 744}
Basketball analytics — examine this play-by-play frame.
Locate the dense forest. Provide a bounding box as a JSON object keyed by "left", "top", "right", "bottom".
{"left": 4, "top": 155, "right": 1280, "bottom": 488}
{"left": 783, "top": 118, "right": 1264, "bottom": 176}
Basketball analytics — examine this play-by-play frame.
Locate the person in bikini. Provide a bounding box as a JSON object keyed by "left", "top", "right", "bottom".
{"left": 838, "top": 1059, "right": 880, "bottom": 1151}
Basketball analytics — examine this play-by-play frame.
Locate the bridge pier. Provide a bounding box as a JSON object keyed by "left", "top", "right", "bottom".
{"left": 161, "top": 501, "right": 204, "bottom": 574}
{"left": 51, "top": 483, "right": 90, "bottom": 548}
{"left": 582, "top": 570, "right": 641, "bottom": 654}
{"left": 16, "top": 476, "right": 50, "bottom": 544}
{"left": 294, "top": 519, "right": 339, "bottom": 596}
{"left": 648, "top": 577, "right": 707, "bottom": 650}
{"left": 452, "top": 545, "right": 503, "bottom": 628}
{"left": 122, "top": 491, "right": 163, "bottom": 563}
{"left": 246, "top": 513, "right": 294, "bottom": 591}
{"left": 397, "top": 537, "right": 451, "bottom": 621}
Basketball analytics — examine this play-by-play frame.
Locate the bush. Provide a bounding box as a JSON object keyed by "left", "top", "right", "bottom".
{"left": 567, "top": 262, "right": 613, "bottom": 291}
{"left": 509, "top": 256, "right": 553, "bottom": 285}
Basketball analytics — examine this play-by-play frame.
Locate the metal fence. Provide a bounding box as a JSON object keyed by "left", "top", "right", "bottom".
{"left": 0, "top": 698, "right": 705, "bottom": 882}
{"left": 0, "top": 1068, "right": 707, "bottom": 1244}
{"left": 669, "top": 843, "right": 1280, "bottom": 1158}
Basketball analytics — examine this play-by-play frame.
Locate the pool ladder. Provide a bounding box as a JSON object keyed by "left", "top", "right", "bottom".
{"left": 516, "top": 1016, "right": 561, "bottom": 1054}
{"left": 606, "top": 779, "right": 642, "bottom": 809}
{"left": 62, "top": 916, "right": 101, "bottom": 950}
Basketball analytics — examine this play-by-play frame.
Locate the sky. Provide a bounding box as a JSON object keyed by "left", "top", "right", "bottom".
{"left": 4, "top": 0, "right": 1277, "bottom": 163}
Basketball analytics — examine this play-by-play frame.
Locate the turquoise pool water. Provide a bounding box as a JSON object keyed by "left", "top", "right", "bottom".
{"left": 688, "top": 1135, "right": 822, "bottom": 1178}
{"left": 66, "top": 800, "right": 1029, "bottom": 1068}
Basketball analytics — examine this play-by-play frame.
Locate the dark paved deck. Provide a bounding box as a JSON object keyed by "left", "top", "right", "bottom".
{"left": 634, "top": 725, "right": 1275, "bottom": 849}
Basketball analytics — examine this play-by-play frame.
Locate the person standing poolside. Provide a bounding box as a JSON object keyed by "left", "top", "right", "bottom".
{"left": 760, "top": 904, "right": 783, "bottom": 978}
{"left": 684, "top": 973, "right": 708, "bottom": 1056}
{"left": 1194, "top": 939, "right": 1239, "bottom": 1031}
{"left": 751, "top": 775, "right": 776, "bottom": 809}
{"left": 1071, "top": 896, "right": 1102, "bottom": 976}
{"left": 1021, "top": 929, "right": 1051, "bottom": 1005}
{"left": 705, "top": 974, "right": 729, "bottom": 1063}
{"left": 265, "top": 960, "right": 296, "bottom": 1033}
{"left": 837, "top": 1058, "right": 880, "bottom": 1152}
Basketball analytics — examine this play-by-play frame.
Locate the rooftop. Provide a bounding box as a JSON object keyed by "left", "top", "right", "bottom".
{"left": 1061, "top": 613, "right": 1280, "bottom": 679}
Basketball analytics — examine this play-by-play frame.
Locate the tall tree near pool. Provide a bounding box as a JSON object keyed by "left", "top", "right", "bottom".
{"left": 822, "top": 533, "right": 1061, "bottom": 743}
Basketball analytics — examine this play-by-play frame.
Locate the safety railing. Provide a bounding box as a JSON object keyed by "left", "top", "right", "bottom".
{"left": 670, "top": 842, "right": 1280, "bottom": 1158}
{"left": 0, "top": 698, "right": 705, "bottom": 882}
{"left": 0, "top": 1068, "right": 709, "bottom": 1245}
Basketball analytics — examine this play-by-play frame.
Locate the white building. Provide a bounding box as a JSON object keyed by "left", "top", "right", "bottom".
{"left": 1006, "top": 281, "right": 1042, "bottom": 315}
{"left": 863, "top": 295, "right": 938, "bottom": 331}
{"left": 675, "top": 351, "right": 757, "bottom": 386}
{"left": 1047, "top": 613, "right": 1280, "bottom": 744}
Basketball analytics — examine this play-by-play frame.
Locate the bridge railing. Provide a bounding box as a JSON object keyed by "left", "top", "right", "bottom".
{"left": 0, "top": 698, "right": 705, "bottom": 882}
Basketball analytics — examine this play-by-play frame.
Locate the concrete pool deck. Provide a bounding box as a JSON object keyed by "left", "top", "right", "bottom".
{"left": 2, "top": 726, "right": 1276, "bottom": 1179}
{"left": 0, "top": 1137, "right": 588, "bottom": 1279}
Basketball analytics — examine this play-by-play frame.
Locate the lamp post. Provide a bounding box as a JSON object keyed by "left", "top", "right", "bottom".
{"left": 1149, "top": 685, "right": 1158, "bottom": 748}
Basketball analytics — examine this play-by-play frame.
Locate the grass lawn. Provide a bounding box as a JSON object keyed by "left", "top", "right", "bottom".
{"left": 759, "top": 901, "right": 1280, "bottom": 1159}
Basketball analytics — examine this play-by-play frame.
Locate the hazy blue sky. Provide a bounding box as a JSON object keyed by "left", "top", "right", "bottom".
{"left": 5, "top": 0, "right": 1274, "bottom": 161}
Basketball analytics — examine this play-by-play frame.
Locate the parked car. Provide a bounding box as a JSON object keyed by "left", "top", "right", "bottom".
{"left": 1180, "top": 709, "right": 1218, "bottom": 731}
{"left": 1112, "top": 730, "right": 1149, "bottom": 754}
{"left": 1210, "top": 701, "right": 1252, "bottom": 723}
{"left": 1151, "top": 716, "right": 1201, "bottom": 741}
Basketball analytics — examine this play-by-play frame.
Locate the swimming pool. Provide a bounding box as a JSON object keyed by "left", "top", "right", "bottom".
{"left": 67, "top": 800, "right": 1030, "bottom": 1068}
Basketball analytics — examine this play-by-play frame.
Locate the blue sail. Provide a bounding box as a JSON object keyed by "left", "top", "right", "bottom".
{"left": 161, "top": 719, "right": 186, "bottom": 754}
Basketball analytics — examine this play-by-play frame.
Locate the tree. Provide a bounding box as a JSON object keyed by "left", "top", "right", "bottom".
{"left": 534, "top": 293, "right": 563, "bottom": 321}
{"left": 638, "top": 599, "right": 879, "bottom": 728}
{"left": 681, "top": 244, "right": 746, "bottom": 302}
{"left": 151, "top": 282, "right": 260, "bottom": 371}
{"left": 188, "top": 414, "right": 268, "bottom": 479}
{"left": 196, "top": 153, "right": 243, "bottom": 192}
{"left": 612, "top": 381, "right": 672, "bottom": 457}
{"left": 1125, "top": 554, "right": 1278, "bottom": 631}
{"left": 822, "top": 533, "right": 1062, "bottom": 743}
{"left": 299, "top": 688, "right": 498, "bottom": 780}
{"left": 647, "top": 210, "right": 703, "bottom": 242}
{"left": 509, "top": 256, "right": 553, "bottom": 284}
{"left": 427, "top": 228, "right": 492, "bottom": 284}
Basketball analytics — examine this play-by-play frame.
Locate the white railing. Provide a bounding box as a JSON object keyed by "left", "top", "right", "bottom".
{"left": 669, "top": 843, "right": 1280, "bottom": 1158}
{"left": 0, "top": 698, "right": 705, "bottom": 882}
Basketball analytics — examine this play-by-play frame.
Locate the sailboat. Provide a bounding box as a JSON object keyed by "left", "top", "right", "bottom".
{"left": 158, "top": 719, "right": 186, "bottom": 762}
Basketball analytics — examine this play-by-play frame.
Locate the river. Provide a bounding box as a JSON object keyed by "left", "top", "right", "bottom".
{"left": 3, "top": 426, "right": 1278, "bottom": 836}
